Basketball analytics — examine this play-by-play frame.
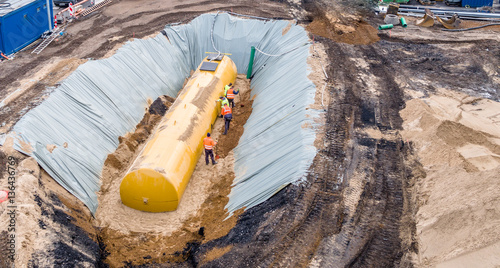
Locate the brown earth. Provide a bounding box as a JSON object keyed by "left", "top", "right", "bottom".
{"left": 303, "top": 0, "right": 380, "bottom": 45}
{"left": 213, "top": 78, "right": 253, "bottom": 158}
{"left": 101, "top": 96, "right": 173, "bottom": 184}
{"left": 307, "top": 17, "right": 380, "bottom": 45}
{"left": 1, "top": 0, "right": 500, "bottom": 267}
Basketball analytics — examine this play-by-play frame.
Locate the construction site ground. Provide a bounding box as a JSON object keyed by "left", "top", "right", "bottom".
{"left": 1, "top": 0, "right": 499, "bottom": 267}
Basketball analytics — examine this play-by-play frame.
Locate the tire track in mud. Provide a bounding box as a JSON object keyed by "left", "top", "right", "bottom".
{"left": 309, "top": 41, "right": 412, "bottom": 267}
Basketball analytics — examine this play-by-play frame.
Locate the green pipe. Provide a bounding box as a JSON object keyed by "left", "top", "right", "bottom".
{"left": 378, "top": 24, "right": 394, "bottom": 30}
{"left": 247, "top": 46, "right": 256, "bottom": 79}
{"left": 400, "top": 17, "right": 407, "bottom": 28}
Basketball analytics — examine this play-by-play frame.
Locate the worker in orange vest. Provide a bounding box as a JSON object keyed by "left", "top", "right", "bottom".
{"left": 221, "top": 103, "right": 232, "bottom": 135}
{"left": 226, "top": 86, "right": 240, "bottom": 108}
{"left": 203, "top": 133, "right": 217, "bottom": 165}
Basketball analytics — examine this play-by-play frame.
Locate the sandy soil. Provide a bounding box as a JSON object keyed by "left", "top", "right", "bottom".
{"left": 0, "top": 145, "right": 99, "bottom": 267}
{"left": 1, "top": 0, "right": 500, "bottom": 267}
{"left": 401, "top": 89, "right": 500, "bottom": 267}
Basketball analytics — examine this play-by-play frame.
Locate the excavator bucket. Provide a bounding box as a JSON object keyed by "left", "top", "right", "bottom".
{"left": 436, "top": 14, "right": 463, "bottom": 29}
{"left": 416, "top": 9, "right": 435, "bottom": 27}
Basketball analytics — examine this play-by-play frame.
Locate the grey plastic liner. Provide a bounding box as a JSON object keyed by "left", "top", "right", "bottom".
{"left": 7, "top": 13, "right": 318, "bottom": 215}
{"left": 8, "top": 36, "right": 190, "bottom": 213}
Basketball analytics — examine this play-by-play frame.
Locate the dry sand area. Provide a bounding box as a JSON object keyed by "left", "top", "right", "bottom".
{"left": 401, "top": 89, "right": 500, "bottom": 267}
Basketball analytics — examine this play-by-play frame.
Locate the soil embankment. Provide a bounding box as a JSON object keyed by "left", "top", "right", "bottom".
{"left": 0, "top": 145, "right": 101, "bottom": 267}
{"left": 401, "top": 90, "right": 500, "bottom": 266}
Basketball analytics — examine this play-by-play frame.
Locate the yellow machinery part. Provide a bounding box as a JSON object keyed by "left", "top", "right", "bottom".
{"left": 120, "top": 56, "right": 237, "bottom": 212}
{"left": 436, "top": 14, "right": 464, "bottom": 29}
{"left": 416, "top": 9, "right": 434, "bottom": 27}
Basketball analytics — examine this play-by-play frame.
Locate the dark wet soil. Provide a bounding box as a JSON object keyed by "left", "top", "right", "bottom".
{"left": 0, "top": 0, "right": 293, "bottom": 134}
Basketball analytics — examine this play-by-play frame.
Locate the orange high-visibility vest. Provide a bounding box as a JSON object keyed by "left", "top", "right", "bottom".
{"left": 222, "top": 106, "right": 232, "bottom": 116}
{"left": 226, "top": 88, "right": 235, "bottom": 99}
{"left": 203, "top": 137, "right": 216, "bottom": 150}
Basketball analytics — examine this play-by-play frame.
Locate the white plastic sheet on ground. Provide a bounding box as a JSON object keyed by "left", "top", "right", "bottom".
{"left": 5, "top": 13, "right": 318, "bottom": 215}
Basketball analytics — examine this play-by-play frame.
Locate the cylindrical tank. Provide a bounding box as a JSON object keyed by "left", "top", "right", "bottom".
{"left": 120, "top": 56, "right": 237, "bottom": 212}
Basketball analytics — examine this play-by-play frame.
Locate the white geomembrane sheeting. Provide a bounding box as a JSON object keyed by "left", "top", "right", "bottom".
{"left": 8, "top": 36, "right": 190, "bottom": 213}
{"left": 6, "top": 13, "right": 318, "bottom": 214}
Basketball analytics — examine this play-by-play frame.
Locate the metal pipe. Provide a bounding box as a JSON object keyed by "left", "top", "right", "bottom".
{"left": 46, "top": 0, "right": 52, "bottom": 31}
{"left": 398, "top": 8, "right": 500, "bottom": 18}
{"left": 247, "top": 46, "right": 256, "bottom": 79}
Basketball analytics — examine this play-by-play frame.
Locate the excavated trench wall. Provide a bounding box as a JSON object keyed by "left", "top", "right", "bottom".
{"left": 6, "top": 13, "right": 317, "bottom": 215}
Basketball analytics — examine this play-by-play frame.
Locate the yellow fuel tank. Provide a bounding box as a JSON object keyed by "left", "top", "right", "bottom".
{"left": 120, "top": 56, "right": 237, "bottom": 212}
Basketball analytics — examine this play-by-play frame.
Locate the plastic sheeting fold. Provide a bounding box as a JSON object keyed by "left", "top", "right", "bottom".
{"left": 8, "top": 35, "right": 190, "bottom": 213}
{"left": 6, "top": 13, "right": 318, "bottom": 215}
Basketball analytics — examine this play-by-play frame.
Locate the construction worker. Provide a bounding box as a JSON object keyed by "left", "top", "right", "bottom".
{"left": 224, "top": 83, "right": 233, "bottom": 96}
{"left": 216, "top": 96, "right": 229, "bottom": 117}
{"left": 203, "top": 133, "right": 217, "bottom": 165}
{"left": 226, "top": 86, "right": 239, "bottom": 108}
{"left": 222, "top": 103, "right": 232, "bottom": 135}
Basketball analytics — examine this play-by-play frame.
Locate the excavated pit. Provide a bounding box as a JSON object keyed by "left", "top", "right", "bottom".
{"left": 0, "top": 11, "right": 326, "bottom": 266}
{"left": 1, "top": 0, "right": 500, "bottom": 267}
{"left": 96, "top": 74, "right": 254, "bottom": 266}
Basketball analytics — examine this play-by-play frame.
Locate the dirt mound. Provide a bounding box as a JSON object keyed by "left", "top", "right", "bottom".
{"left": 99, "top": 95, "right": 171, "bottom": 180}
{"left": 0, "top": 147, "right": 101, "bottom": 267}
{"left": 304, "top": 1, "right": 379, "bottom": 45}
{"left": 102, "top": 95, "right": 173, "bottom": 186}
{"left": 400, "top": 90, "right": 500, "bottom": 266}
{"left": 307, "top": 18, "right": 380, "bottom": 45}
